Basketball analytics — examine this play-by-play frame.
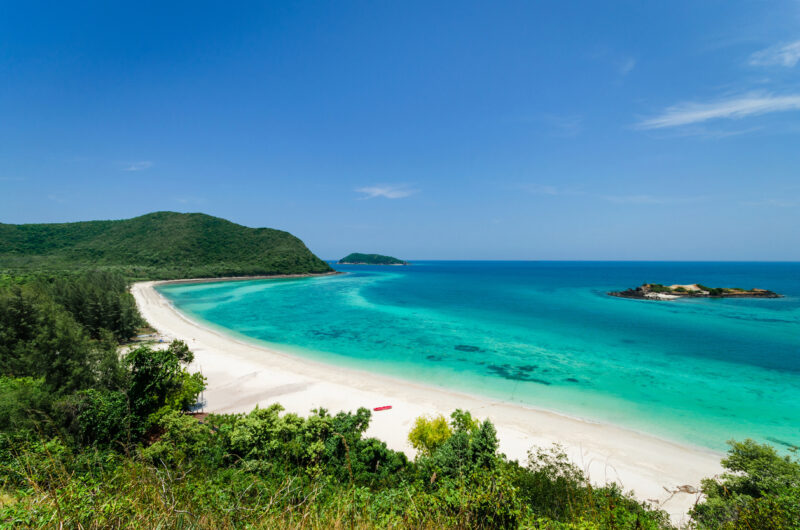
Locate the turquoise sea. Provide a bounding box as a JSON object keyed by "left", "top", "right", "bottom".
{"left": 158, "top": 262, "right": 800, "bottom": 452}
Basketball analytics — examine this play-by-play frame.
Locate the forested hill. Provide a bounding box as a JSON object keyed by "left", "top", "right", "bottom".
{"left": 0, "top": 211, "right": 332, "bottom": 279}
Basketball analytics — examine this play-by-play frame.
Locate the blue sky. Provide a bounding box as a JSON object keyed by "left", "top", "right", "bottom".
{"left": 2, "top": 1, "right": 800, "bottom": 260}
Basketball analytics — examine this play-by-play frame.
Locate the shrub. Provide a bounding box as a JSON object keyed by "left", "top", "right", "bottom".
{"left": 517, "top": 445, "right": 591, "bottom": 521}
{"left": 408, "top": 414, "right": 453, "bottom": 456}
{"left": 647, "top": 284, "right": 673, "bottom": 293}
{"left": 123, "top": 340, "right": 206, "bottom": 428}
{"left": 691, "top": 439, "right": 800, "bottom": 529}
{"left": 142, "top": 410, "right": 220, "bottom": 466}
{"left": 58, "top": 389, "right": 132, "bottom": 447}
{"left": 0, "top": 377, "right": 53, "bottom": 435}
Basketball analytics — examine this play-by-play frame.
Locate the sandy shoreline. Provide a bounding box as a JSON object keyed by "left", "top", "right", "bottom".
{"left": 132, "top": 279, "right": 722, "bottom": 524}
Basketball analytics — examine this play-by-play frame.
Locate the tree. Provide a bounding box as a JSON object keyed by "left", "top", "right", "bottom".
{"left": 408, "top": 414, "right": 452, "bottom": 456}
{"left": 124, "top": 340, "right": 205, "bottom": 428}
{"left": 0, "top": 377, "right": 52, "bottom": 436}
{"left": 691, "top": 439, "right": 800, "bottom": 529}
{"left": 468, "top": 420, "right": 499, "bottom": 471}
{"left": 59, "top": 389, "right": 131, "bottom": 447}
{"left": 0, "top": 284, "right": 113, "bottom": 393}
{"left": 450, "top": 408, "right": 480, "bottom": 434}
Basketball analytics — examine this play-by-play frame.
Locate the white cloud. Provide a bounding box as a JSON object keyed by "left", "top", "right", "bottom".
{"left": 619, "top": 57, "right": 637, "bottom": 76}
{"left": 355, "top": 185, "right": 418, "bottom": 199}
{"left": 637, "top": 93, "right": 800, "bottom": 129}
{"left": 749, "top": 40, "right": 800, "bottom": 68}
{"left": 123, "top": 161, "right": 153, "bottom": 171}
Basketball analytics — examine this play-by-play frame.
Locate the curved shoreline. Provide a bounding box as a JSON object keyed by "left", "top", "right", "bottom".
{"left": 132, "top": 279, "right": 722, "bottom": 524}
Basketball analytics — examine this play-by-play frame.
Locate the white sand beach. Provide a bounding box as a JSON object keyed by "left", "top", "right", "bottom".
{"left": 132, "top": 280, "right": 723, "bottom": 525}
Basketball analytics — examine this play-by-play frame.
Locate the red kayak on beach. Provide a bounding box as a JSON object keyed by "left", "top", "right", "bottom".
{"left": 373, "top": 405, "right": 392, "bottom": 411}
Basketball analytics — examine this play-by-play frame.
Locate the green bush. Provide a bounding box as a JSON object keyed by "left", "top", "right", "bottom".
{"left": 227, "top": 405, "right": 407, "bottom": 487}
{"left": 58, "top": 389, "right": 132, "bottom": 447}
{"left": 516, "top": 445, "right": 592, "bottom": 521}
{"left": 408, "top": 414, "right": 452, "bottom": 456}
{"left": 141, "top": 410, "right": 220, "bottom": 466}
{"left": 0, "top": 377, "right": 53, "bottom": 436}
{"left": 124, "top": 340, "right": 206, "bottom": 428}
{"left": 646, "top": 283, "right": 673, "bottom": 293}
{"left": 691, "top": 439, "right": 800, "bottom": 529}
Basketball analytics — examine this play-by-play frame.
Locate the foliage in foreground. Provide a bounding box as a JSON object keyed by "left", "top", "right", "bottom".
{"left": 1, "top": 405, "right": 675, "bottom": 529}
{"left": 1, "top": 271, "right": 798, "bottom": 528}
{"left": 690, "top": 439, "right": 800, "bottom": 529}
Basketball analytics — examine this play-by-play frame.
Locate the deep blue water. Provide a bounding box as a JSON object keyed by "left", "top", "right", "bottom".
{"left": 159, "top": 261, "right": 800, "bottom": 451}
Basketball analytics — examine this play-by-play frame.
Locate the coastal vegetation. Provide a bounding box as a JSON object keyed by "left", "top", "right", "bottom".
{"left": 1, "top": 273, "right": 798, "bottom": 527}
{"left": 338, "top": 253, "right": 408, "bottom": 265}
{"left": 0, "top": 211, "right": 333, "bottom": 279}
{"left": 690, "top": 440, "right": 800, "bottom": 529}
{"left": 0, "top": 226, "right": 797, "bottom": 528}
{"left": 609, "top": 283, "right": 781, "bottom": 300}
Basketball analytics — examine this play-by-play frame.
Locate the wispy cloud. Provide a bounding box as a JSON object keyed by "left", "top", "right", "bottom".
{"left": 47, "top": 193, "right": 69, "bottom": 204}
{"left": 749, "top": 40, "right": 800, "bottom": 68}
{"left": 123, "top": 161, "right": 153, "bottom": 171}
{"left": 602, "top": 194, "right": 670, "bottom": 205}
{"left": 637, "top": 93, "right": 800, "bottom": 129}
{"left": 519, "top": 184, "right": 584, "bottom": 196}
{"left": 588, "top": 48, "right": 637, "bottom": 78}
{"left": 542, "top": 114, "right": 584, "bottom": 137}
{"left": 521, "top": 184, "right": 560, "bottom": 195}
{"left": 176, "top": 196, "right": 207, "bottom": 205}
{"left": 602, "top": 194, "right": 706, "bottom": 205}
{"left": 619, "top": 57, "right": 637, "bottom": 76}
{"left": 355, "top": 185, "right": 418, "bottom": 200}
{"left": 519, "top": 186, "right": 704, "bottom": 206}
{"left": 741, "top": 198, "right": 798, "bottom": 208}
{"left": 640, "top": 123, "right": 765, "bottom": 140}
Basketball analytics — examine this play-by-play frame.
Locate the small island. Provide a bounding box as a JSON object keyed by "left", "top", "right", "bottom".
{"left": 337, "top": 253, "right": 408, "bottom": 265}
{"left": 609, "top": 283, "right": 781, "bottom": 300}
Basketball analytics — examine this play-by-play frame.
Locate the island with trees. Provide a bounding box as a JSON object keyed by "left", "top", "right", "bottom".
{"left": 609, "top": 283, "right": 781, "bottom": 300}
{"left": 337, "top": 252, "right": 409, "bottom": 265}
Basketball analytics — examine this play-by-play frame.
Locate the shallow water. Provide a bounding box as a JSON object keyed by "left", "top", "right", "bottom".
{"left": 158, "top": 261, "right": 800, "bottom": 451}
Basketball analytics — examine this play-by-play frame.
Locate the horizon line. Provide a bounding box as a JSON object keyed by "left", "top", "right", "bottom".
{"left": 326, "top": 258, "right": 800, "bottom": 263}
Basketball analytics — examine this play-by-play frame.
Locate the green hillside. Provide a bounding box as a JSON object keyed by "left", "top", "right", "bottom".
{"left": 0, "top": 211, "right": 332, "bottom": 279}
{"left": 338, "top": 252, "right": 408, "bottom": 265}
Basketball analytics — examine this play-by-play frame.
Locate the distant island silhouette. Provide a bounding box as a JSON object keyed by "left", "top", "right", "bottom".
{"left": 338, "top": 253, "right": 408, "bottom": 265}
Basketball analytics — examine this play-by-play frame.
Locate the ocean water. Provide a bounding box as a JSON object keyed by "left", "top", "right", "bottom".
{"left": 158, "top": 262, "right": 800, "bottom": 452}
